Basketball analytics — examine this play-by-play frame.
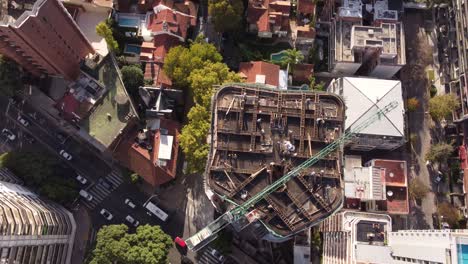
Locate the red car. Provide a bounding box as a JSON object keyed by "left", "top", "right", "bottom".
{"left": 175, "top": 236, "right": 186, "bottom": 248}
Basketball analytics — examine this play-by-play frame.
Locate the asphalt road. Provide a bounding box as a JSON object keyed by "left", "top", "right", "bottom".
{"left": 0, "top": 94, "right": 208, "bottom": 263}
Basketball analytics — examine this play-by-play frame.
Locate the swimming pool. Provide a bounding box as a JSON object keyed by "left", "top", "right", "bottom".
{"left": 118, "top": 17, "right": 140, "bottom": 28}
{"left": 124, "top": 44, "right": 141, "bottom": 55}
{"left": 270, "top": 50, "right": 288, "bottom": 62}
{"left": 458, "top": 244, "right": 468, "bottom": 263}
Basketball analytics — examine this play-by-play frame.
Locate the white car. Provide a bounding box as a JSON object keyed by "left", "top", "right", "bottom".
{"left": 125, "top": 215, "right": 139, "bottom": 227}
{"left": 125, "top": 198, "right": 136, "bottom": 209}
{"left": 17, "top": 115, "right": 29, "bottom": 126}
{"left": 76, "top": 175, "right": 87, "bottom": 185}
{"left": 59, "top": 150, "right": 72, "bottom": 161}
{"left": 79, "top": 190, "right": 93, "bottom": 201}
{"left": 1, "top": 129, "right": 16, "bottom": 141}
{"left": 100, "top": 209, "right": 113, "bottom": 220}
{"left": 210, "top": 249, "right": 225, "bottom": 263}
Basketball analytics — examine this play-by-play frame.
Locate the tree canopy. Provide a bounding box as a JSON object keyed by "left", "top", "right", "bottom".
{"left": 166, "top": 38, "right": 241, "bottom": 174}
{"left": 425, "top": 142, "right": 454, "bottom": 164}
{"left": 163, "top": 39, "right": 223, "bottom": 88}
{"left": 437, "top": 202, "right": 460, "bottom": 228}
{"left": 208, "top": 0, "right": 244, "bottom": 33}
{"left": 0, "top": 55, "right": 22, "bottom": 96}
{"left": 408, "top": 178, "right": 429, "bottom": 201}
{"left": 89, "top": 224, "right": 172, "bottom": 264}
{"left": 121, "top": 65, "right": 144, "bottom": 94}
{"left": 189, "top": 62, "right": 242, "bottom": 107}
{"left": 179, "top": 104, "right": 212, "bottom": 174}
{"left": 96, "top": 21, "right": 119, "bottom": 51}
{"left": 276, "top": 49, "right": 304, "bottom": 69}
{"left": 0, "top": 149, "right": 77, "bottom": 204}
{"left": 428, "top": 94, "right": 459, "bottom": 121}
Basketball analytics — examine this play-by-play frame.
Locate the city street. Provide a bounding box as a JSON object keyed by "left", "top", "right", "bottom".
{"left": 0, "top": 93, "right": 217, "bottom": 263}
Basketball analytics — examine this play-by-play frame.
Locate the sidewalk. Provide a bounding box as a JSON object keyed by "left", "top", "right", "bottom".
{"left": 71, "top": 206, "right": 92, "bottom": 264}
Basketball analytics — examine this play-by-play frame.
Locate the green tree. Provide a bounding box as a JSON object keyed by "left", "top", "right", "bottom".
{"left": 179, "top": 105, "right": 211, "bottom": 174}
{"left": 0, "top": 55, "right": 22, "bottom": 96}
{"left": 437, "top": 202, "right": 460, "bottom": 228}
{"left": 208, "top": 0, "right": 243, "bottom": 33}
{"left": 90, "top": 224, "right": 172, "bottom": 264}
{"left": 0, "top": 150, "right": 78, "bottom": 204}
{"left": 406, "top": 97, "right": 420, "bottom": 112}
{"left": 425, "top": 142, "right": 454, "bottom": 164}
{"left": 428, "top": 94, "right": 459, "bottom": 121}
{"left": 121, "top": 65, "right": 144, "bottom": 94}
{"left": 408, "top": 178, "right": 430, "bottom": 201}
{"left": 188, "top": 62, "right": 241, "bottom": 108}
{"left": 163, "top": 41, "right": 222, "bottom": 88}
{"left": 96, "top": 21, "right": 119, "bottom": 51}
{"left": 277, "top": 49, "right": 304, "bottom": 69}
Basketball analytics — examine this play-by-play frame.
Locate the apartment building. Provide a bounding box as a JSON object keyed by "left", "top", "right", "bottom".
{"left": 0, "top": 0, "right": 94, "bottom": 80}
{"left": 327, "top": 77, "right": 406, "bottom": 151}
{"left": 321, "top": 210, "right": 468, "bottom": 264}
{"left": 344, "top": 156, "right": 409, "bottom": 215}
{"left": 329, "top": 0, "right": 406, "bottom": 78}
{"left": 0, "top": 168, "right": 77, "bottom": 264}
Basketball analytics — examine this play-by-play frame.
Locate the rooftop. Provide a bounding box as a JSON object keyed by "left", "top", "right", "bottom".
{"left": 115, "top": 118, "right": 180, "bottom": 187}
{"left": 239, "top": 61, "right": 280, "bottom": 87}
{"left": 247, "top": 0, "right": 290, "bottom": 33}
{"left": 80, "top": 54, "right": 138, "bottom": 147}
{"left": 333, "top": 0, "right": 405, "bottom": 66}
{"left": 0, "top": 0, "right": 36, "bottom": 22}
{"left": 207, "top": 84, "right": 345, "bottom": 238}
{"left": 329, "top": 77, "right": 404, "bottom": 138}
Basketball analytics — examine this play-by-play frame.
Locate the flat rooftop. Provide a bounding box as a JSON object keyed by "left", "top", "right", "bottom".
{"left": 207, "top": 84, "right": 345, "bottom": 237}
{"left": 80, "top": 54, "right": 137, "bottom": 147}
{"left": 0, "top": 0, "right": 36, "bottom": 23}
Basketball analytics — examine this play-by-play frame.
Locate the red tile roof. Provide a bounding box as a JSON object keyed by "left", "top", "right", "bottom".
{"left": 115, "top": 119, "right": 180, "bottom": 187}
{"left": 297, "top": 0, "right": 315, "bottom": 15}
{"left": 144, "top": 62, "right": 172, "bottom": 88}
{"left": 147, "top": 8, "right": 191, "bottom": 40}
{"left": 293, "top": 63, "right": 314, "bottom": 83}
{"left": 296, "top": 25, "right": 315, "bottom": 39}
{"left": 239, "top": 61, "right": 280, "bottom": 87}
{"left": 247, "top": 0, "right": 290, "bottom": 33}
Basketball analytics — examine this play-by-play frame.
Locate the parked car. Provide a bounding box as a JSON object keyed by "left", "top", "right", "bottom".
{"left": 79, "top": 190, "right": 93, "bottom": 201}
{"left": 76, "top": 175, "right": 88, "bottom": 185}
{"left": 125, "top": 215, "right": 139, "bottom": 227}
{"left": 59, "top": 150, "right": 72, "bottom": 161}
{"left": 23, "top": 133, "right": 35, "bottom": 144}
{"left": 1, "top": 129, "right": 16, "bottom": 141}
{"left": 174, "top": 237, "right": 186, "bottom": 248}
{"left": 98, "top": 178, "right": 113, "bottom": 190}
{"left": 210, "top": 249, "right": 225, "bottom": 263}
{"left": 56, "top": 132, "right": 66, "bottom": 143}
{"left": 17, "top": 115, "right": 29, "bottom": 126}
{"left": 125, "top": 198, "right": 136, "bottom": 209}
{"left": 100, "top": 209, "right": 113, "bottom": 220}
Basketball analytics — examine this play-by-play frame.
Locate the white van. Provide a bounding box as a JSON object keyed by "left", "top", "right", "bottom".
{"left": 79, "top": 190, "right": 93, "bottom": 201}
{"left": 144, "top": 201, "right": 168, "bottom": 222}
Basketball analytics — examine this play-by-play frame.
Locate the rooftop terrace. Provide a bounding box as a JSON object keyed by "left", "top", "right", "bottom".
{"left": 207, "top": 84, "right": 345, "bottom": 238}
{"left": 80, "top": 54, "right": 137, "bottom": 147}
{"left": 0, "top": 0, "right": 36, "bottom": 23}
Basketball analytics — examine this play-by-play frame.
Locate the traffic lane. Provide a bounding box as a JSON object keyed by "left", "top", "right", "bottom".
{"left": 6, "top": 105, "right": 108, "bottom": 182}
{"left": 88, "top": 183, "right": 173, "bottom": 231}
{"left": 12, "top": 101, "right": 111, "bottom": 178}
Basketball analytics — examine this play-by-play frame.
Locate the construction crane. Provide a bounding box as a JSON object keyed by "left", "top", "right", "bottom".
{"left": 185, "top": 101, "right": 399, "bottom": 251}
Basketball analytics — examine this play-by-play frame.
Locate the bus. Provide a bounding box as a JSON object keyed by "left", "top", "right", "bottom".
{"left": 144, "top": 201, "right": 168, "bottom": 222}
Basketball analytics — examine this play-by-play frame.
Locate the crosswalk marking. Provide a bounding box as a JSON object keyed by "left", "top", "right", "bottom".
{"left": 81, "top": 169, "right": 124, "bottom": 209}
